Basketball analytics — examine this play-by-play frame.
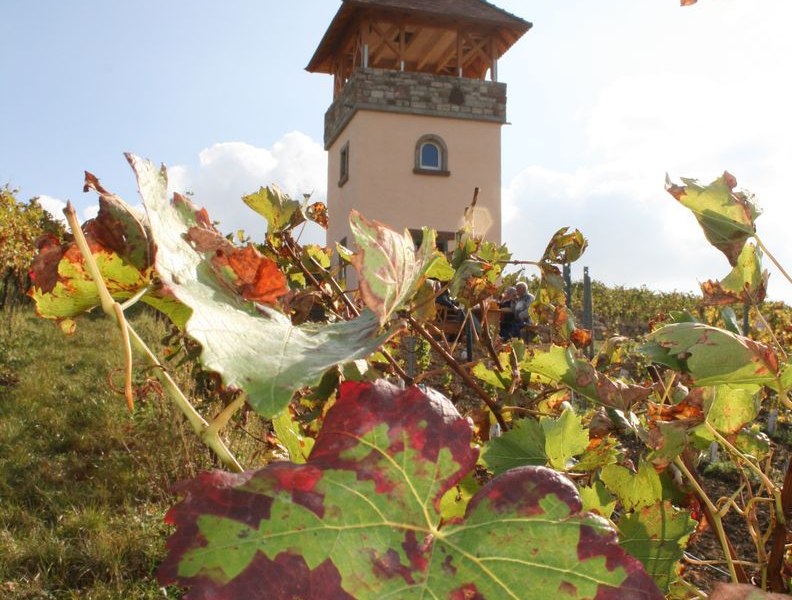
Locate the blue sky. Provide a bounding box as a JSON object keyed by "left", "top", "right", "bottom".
{"left": 3, "top": 1, "right": 791, "bottom": 300}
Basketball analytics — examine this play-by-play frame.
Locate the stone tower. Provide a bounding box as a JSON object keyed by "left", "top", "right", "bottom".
{"left": 307, "top": 0, "right": 531, "bottom": 252}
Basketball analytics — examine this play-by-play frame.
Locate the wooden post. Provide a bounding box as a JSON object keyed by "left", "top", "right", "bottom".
{"left": 563, "top": 263, "right": 572, "bottom": 308}
{"left": 583, "top": 267, "right": 594, "bottom": 359}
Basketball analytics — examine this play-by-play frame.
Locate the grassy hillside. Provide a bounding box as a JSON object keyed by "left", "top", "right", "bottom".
{"left": 0, "top": 308, "right": 185, "bottom": 598}
{"left": 0, "top": 303, "right": 277, "bottom": 599}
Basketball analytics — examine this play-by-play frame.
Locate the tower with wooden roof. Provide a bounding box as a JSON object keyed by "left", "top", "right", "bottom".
{"left": 307, "top": 0, "right": 531, "bottom": 252}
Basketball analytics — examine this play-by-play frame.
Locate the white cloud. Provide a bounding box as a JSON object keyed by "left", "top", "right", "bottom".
{"left": 81, "top": 204, "right": 99, "bottom": 222}
{"left": 167, "top": 132, "right": 327, "bottom": 244}
{"left": 502, "top": 1, "right": 792, "bottom": 302}
{"left": 36, "top": 194, "right": 67, "bottom": 223}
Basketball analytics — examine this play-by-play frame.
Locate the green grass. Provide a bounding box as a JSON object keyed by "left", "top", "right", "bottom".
{"left": 0, "top": 306, "right": 249, "bottom": 599}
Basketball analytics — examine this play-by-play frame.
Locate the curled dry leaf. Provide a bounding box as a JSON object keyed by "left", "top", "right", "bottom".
{"left": 701, "top": 243, "right": 768, "bottom": 305}
{"left": 306, "top": 201, "right": 328, "bottom": 229}
{"left": 185, "top": 218, "right": 288, "bottom": 305}
{"left": 665, "top": 172, "right": 760, "bottom": 266}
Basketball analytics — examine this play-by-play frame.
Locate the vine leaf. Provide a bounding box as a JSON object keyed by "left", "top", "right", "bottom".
{"left": 480, "top": 418, "right": 546, "bottom": 475}
{"left": 481, "top": 411, "right": 596, "bottom": 474}
{"left": 521, "top": 345, "right": 651, "bottom": 410}
{"left": 272, "top": 408, "right": 314, "bottom": 464}
{"left": 28, "top": 171, "right": 190, "bottom": 330}
{"left": 601, "top": 463, "right": 664, "bottom": 512}
{"left": 186, "top": 226, "right": 288, "bottom": 305}
{"left": 701, "top": 243, "right": 768, "bottom": 305}
{"left": 665, "top": 172, "right": 760, "bottom": 266}
{"left": 617, "top": 502, "right": 696, "bottom": 593}
{"left": 243, "top": 186, "right": 306, "bottom": 234}
{"left": 639, "top": 323, "right": 779, "bottom": 387}
{"left": 579, "top": 482, "right": 616, "bottom": 519}
{"left": 542, "top": 408, "right": 590, "bottom": 471}
{"left": 735, "top": 427, "right": 770, "bottom": 461}
{"left": 350, "top": 210, "right": 437, "bottom": 325}
{"left": 704, "top": 384, "right": 762, "bottom": 434}
{"left": 160, "top": 381, "right": 663, "bottom": 599}
{"left": 542, "top": 226, "right": 588, "bottom": 265}
{"left": 127, "top": 154, "right": 389, "bottom": 417}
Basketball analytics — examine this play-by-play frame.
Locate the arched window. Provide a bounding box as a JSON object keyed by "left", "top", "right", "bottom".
{"left": 414, "top": 134, "right": 449, "bottom": 176}
{"left": 420, "top": 142, "right": 441, "bottom": 170}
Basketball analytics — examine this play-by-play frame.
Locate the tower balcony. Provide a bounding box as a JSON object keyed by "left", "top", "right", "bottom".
{"left": 324, "top": 68, "right": 508, "bottom": 149}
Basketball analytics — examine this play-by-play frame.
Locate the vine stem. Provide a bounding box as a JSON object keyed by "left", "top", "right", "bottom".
{"left": 767, "top": 454, "right": 792, "bottom": 592}
{"left": 755, "top": 235, "right": 792, "bottom": 287}
{"left": 705, "top": 422, "right": 779, "bottom": 499}
{"left": 283, "top": 239, "right": 412, "bottom": 385}
{"left": 63, "top": 203, "right": 243, "bottom": 473}
{"left": 407, "top": 315, "right": 508, "bottom": 432}
{"left": 674, "top": 455, "right": 747, "bottom": 584}
{"left": 745, "top": 289, "right": 788, "bottom": 362}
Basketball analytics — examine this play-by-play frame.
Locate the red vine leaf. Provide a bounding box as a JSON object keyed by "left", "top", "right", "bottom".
{"left": 186, "top": 225, "right": 287, "bottom": 305}
{"left": 160, "top": 381, "right": 662, "bottom": 599}
{"left": 307, "top": 201, "right": 329, "bottom": 229}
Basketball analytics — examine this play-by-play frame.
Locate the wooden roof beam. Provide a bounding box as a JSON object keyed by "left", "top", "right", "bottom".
{"left": 369, "top": 21, "right": 401, "bottom": 66}
{"left": 416, "top": 29, "right": 456, "bottom": 71}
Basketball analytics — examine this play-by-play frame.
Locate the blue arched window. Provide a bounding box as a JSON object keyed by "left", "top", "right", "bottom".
{"left": 420, "top": 142, "right": 441, "bottom": 170}
{"left": 414, "top": 134, "right": 449, "bottom": 175}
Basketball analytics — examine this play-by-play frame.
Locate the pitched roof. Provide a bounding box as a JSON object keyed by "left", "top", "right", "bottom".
{"left": 346, "top": 0, "right": 530, "bottom": 28}
{"left": 307, "top": 0, "right": 531, "bottom": 73}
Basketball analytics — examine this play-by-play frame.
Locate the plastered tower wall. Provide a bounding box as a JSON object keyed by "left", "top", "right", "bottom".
{"left": 326, "top": 68, "right": 504, "bottom": 246}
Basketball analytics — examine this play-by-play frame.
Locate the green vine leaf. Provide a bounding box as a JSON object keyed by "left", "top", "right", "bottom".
{"left": 704, "top": 384, "right": 762, "bottom": 434}
{"left": 639, "top": 323, "right": 779, "bottom": 387}
{"left": 28, "top": 171, "right": 189, "bottom": 329}
{"left": 425, "top": 253, "right": 455, "bottom": 282}
{"left": 541, "top": 227, "right": 588, "bottom": 265}
{"left": 735, "top": 427, "right": 770, "bottom": 461}
{"left": 521, "top": 345, "right": 651, "bottom": 410}
{"left": 243, "top": 186, "right": 306, "bottom": 234}
{"left": 160, "top": 381, "right": 663, "bottom": 599}
{"left": 272, "top": 408, "right": 314, "bottom": 464}
{"left": 601, "top": 463, "right": 664, "bottom": 512}
{"left": 579, "top": 482, "right": 617, "bottom": 519}
{"left": 350, "top": 210, "right": 437, "bottom": 325}
{"left": 542, "top": 408, "right": 590, "bottom": 471}
{"left": 701, "top": 243, "right": 768, "bottom": 305}
{"left": 617, "top": 502, "right": 696, "bottom": 593}
{"left": 665, "top": 172, "right": 760, "bottom": 266}
{"left": 127, "top": 154, "right": 389, "bottom": 417}
{"left": 480, "top": 418, "right": 546, "bottom": 475}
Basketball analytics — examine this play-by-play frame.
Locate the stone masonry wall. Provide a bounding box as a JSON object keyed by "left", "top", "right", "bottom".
{"left": 324, "top": 68, "right": 507, "bottom": 148}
